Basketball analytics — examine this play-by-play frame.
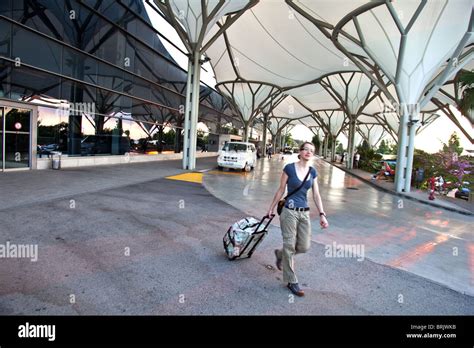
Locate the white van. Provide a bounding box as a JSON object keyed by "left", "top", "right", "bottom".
{"left": 217, "top": 142, "right": 257, "bottom": 172}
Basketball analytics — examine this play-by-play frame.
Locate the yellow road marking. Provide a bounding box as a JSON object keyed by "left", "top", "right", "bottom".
{"left": 166, "top": 172, "right": 203, "bottom": 184}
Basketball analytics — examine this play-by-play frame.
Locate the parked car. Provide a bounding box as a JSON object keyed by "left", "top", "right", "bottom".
{"left": 37, "top": 143, "right": 59, "bottom": 158}
{"left": 283, "top": 147, "right": 293, "bottom": 154}
{"left": 217, "top": 142, "right": 257, "bottom": 172}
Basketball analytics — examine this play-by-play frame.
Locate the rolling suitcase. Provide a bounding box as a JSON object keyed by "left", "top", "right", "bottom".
{"left": 223, "top": 214, "right": 275, "bottom": 260}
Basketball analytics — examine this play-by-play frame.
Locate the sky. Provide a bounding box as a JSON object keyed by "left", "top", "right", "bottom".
{"left": 144, "top": 3, "right": 473, "bottom": 156}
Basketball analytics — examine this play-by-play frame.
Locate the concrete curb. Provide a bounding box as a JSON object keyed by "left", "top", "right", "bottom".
{"left": 324, "top": 159, "right": 473, "bottom": 216}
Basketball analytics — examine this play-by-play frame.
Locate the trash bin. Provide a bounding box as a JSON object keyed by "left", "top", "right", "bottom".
{"left": 51, "top": 151, "right": 62, "bottom": 170}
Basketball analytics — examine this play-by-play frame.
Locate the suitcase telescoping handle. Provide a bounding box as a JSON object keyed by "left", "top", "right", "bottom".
{"left": 254, "top": 214, "right": 275, "bottom": 232}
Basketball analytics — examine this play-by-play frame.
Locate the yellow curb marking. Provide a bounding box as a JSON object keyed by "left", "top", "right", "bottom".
{"left": 166, "top": 172, "right": 203, "bottom": 184}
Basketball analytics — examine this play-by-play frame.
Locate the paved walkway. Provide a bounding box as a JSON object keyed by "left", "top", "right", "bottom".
{"left": 0, "top": 156, "right": 472, "bottom": 314}
{"left": 0, "top": 157, "right": 216, "bottom": 211}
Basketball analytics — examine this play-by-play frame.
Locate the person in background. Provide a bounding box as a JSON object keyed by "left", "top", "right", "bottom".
{"left": 354, "top": 152, "right": 360, "bottom": 169}
{"left": 267, "top": 143, "right": 273, "bottom": 159}
{"left": 414, "top": 168, "right": 424, "bottom": 188}
{"left": 374, "top": 162, "right": 395, "bottom": 180}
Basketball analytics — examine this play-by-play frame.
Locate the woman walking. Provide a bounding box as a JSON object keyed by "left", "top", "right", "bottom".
{"left": 267, "top": 142, "right": 329, "bottom": 296}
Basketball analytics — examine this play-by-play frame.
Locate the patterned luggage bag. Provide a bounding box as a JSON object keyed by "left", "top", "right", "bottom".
{"left": 223, "top": 214, "right": 275, "bottom": 260}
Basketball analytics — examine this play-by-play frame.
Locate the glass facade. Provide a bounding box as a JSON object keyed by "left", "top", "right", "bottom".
{"left": 0, "top": 0, "right": 234, "bottom": 163}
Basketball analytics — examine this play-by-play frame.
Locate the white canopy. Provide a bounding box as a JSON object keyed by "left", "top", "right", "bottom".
{"left": 315, "top": 110, "right": 346, "bottom": 137}
{"left": 358, "top": 124, "right": 386, "bottom": 147}
{"left": 270, "top": 95, "right": 312, "bottom": 119}
{"left": 205, "top": 0, "right": 356, "bottom": 87}
{"left": 216, "top": 81, "right": 280, "bottom": 122}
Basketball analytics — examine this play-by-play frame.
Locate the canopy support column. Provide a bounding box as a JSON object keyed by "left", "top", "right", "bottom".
{"left": 347, "top": 118, "right": 356, "bottom": 169}
{"left": 323, "top": 135, "right": 329, "bottom": 159}
{"left": 331, "top": 135, "right": 337, "bottom": 162}
{"left": 262, "top": 112, "right": 269, "bottom": 152}
{"left": 395, "top": 104, "right": 409, "bottom": 192}
{"left": 182, "top": 52, "right": 201, "bottom": 170}
{"left": 280, "top": 129, "right": 285, "bottom": 151}
{"left": 404, "top": 113, "right": 420, "bottom": 193}
{"left": 242, "top": 121, "right": 250, "bottom": 143}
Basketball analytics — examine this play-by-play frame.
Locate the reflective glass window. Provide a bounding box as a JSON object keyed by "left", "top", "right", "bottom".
{"left": 60, "top": 79, "right": 96, "bottom": 157}
{"left": 12, "top": 25, "right": 62, "bottom": 73}
{"left": 12, "top": 0, "right": 66, "bottom": 42}
{"left": 62, "top": 2, "right": 102, "bottom": 52}
{"left": 132, "top": 100, "right": 152, "bottom": 123}
{"left": 122, "top": 0, "right": 145, "bottom": 16}
{"left": 0, "top": 0, "right": 12, "bottom": 17}
{"left": 124, "top": 36, "right": 136, "bottom": 72}
{"left": 0, "top": 19, "right": 11, "bottom": 58}
{"left": 79, "top": 113, "right": 130, "bottom": 156}
{"left": 60, "top": 79, "right": 95, "bottom": 105}
{"left": 135, "top": 42, "right": 154, "bottom": 78}
{"left": 101, "top": 0, "right": 126, "bottom": 24}
{"left": 96, "top": 62, "right": 123, "bottom": 92}
{"left": 153, "top": 34, "right": 172, "bottom": 59}
{"left": 123, "top": 71, "right": 133, "bottom": 95}
{"left": 135, "top": 20, "right": 153, "bottom": 48}
{"left": 0, "top": 59, "right": 11, "bottom": 98}
{"left": 62, "top": 47, "right": 97, "bottom": 84}
{"left": 122, "top": 118, "right": 144, "bottom": 154}
{"left": 37, "top": 106, "right": 68, "bottom": 156}
{"left": 90, "top": 18, "right": 114, "bottom": 56}
{"left": 132, "top": 76, "right": 151, "bottom": 101}
{"left": 96, "top": 89, "right": 122, "bottom": 116}
{"left": 97, "top": 30, "right": 125, "bottom": 67}
{"left": 10, "top": 65, "right": 61, "bottom": 101}
{"left": 81, "top": 0, "right": 103, "bottom": 10}
{"left": 122, "top": 10, "right": 137, "bottom": 37}
{"left": 150, "top": 84, "right": 166, "bottom": 106}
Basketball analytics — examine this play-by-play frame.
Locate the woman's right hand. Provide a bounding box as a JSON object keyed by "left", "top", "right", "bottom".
{"left": 320, "top": 215, "right": 329, "bottom": 229}
{"left": 267, "top": 208, "right": 275, "bottom": 217}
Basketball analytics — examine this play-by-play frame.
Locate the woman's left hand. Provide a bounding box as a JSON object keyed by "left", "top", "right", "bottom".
{"left": 320, "top": 215, "right": 329, "bottom": 229}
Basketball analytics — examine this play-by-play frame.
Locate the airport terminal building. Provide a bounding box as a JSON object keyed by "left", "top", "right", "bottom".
{"left": 0, "top": 0, "right": 234, "bottom": 171}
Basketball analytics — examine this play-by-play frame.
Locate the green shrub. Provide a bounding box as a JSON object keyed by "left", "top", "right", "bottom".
{"left": 356, "top": 141, "right": 383, "bottom": 172}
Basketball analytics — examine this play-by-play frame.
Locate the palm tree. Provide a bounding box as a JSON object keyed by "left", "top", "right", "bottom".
{"left": 457, "top": 70, "right": 474, "bottom": 123}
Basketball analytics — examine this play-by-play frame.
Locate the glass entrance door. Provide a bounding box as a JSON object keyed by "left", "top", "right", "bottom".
{"left": 1, "top": 106, "right": 32, "bottom": 171}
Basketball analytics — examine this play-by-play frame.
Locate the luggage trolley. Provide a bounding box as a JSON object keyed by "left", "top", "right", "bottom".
{"left": 223, "top": 214, "right": 275, "bottom": 260}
